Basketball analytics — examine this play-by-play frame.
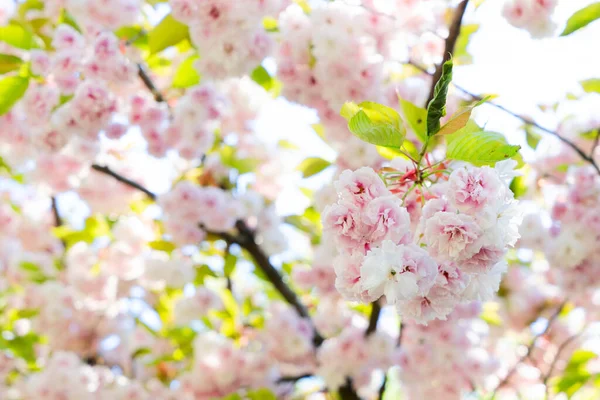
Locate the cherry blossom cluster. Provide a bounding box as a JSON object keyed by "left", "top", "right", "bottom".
{"left": 544, "top": 166, "right": 600, "bottom": 302}
{"left": 397, "top": 302, "right": 499, "bottom": 399}
{"left": 502, "top": 0, "right": 558, "bottom": 38}
{"left": 159, "top": 182, "right": 287, "bottom": 254}
{"left": 42, "top": 0, "right": 141, "bottom": 32}
{"left": 323, "top": 160, "right": 521, "bottom": 324}
{"left": 177, "top": 332, "right": 275, "bottom": 399}
{"left": 169, "top": 0, "right": 288, "bottom": 79}
{"left": 13, "top": 351, "right": 172, "bottom": 400}
{"left": 317, "top": 327, "right": 396, "bottom": 393}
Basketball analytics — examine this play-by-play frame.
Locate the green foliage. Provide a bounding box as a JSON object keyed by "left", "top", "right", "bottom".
{"left": 194, "top": 264, "right": 217, "bottom": 285}
{"left": 285, "top": 207, "right": 322, "bottom": 244}
{"left": 52, "top": 215, "right": 111, "bottom": 248}
{"left": 437, "top": 96, "right": 490, "bottom": 136}
{"left": 341, "top": 101, "right": 406, "bottom": 148}
{"left": 398, "top": 98, "right": 427, "bottom": 143}
{"left": 525, "top": 125, "right": 542, "bottom": 149}
{"left": 220, "top": 145, "right": 260, "bottom": 174}
{"left": 251, "top": 65, "right": 281, "bottom": 96}
{"left": 0, "top": 24, "right": 38, "bottom": 50}
{"left": 0, "top": 76, "right": 29, "bottom": 115}
{"left": 148, "top": 14, "right": 189, "bottom": 54}
{"left": 296, "top": 157, "right": 331, "bottom": 178}
{"left": 509, "top": 174, "right": 528, "bottom": 199}
{"left": 247, "top": 388, "right": 277, "bottom": 400}
{"left": 561, "top": 3, "right": 600, "bottom": 36}
{"left": 553, "top": 350, "right": 598, "bottom": 398}
{"left": 148, "top": 240, "right": 177, "bottom": 254}
{"left": 426, "top": 59, "right": 453, "bottom": 137}
{"left": 0, "top": 54, "right": 23, "bottom": 74}
{"left": 262, "top": 16, "right": 279, "bottom": 32}
{"left": 446, "top": 131, "right": 521, "bottom": 166}
{"left": 224, "top": 252, "right": 237, "bottom": 277}
{"left": 172, "top": 55, "right": 200, "bottom": 88}
{"left": 580, "top": 78, "right": 600, "bottom": 93}
{"left": 382, "top": 367, "right": 403, "bottom": 400}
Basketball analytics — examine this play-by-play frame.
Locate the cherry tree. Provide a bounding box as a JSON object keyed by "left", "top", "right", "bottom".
{"left": 0, "top": 0, "right": 599, "bottom": 399}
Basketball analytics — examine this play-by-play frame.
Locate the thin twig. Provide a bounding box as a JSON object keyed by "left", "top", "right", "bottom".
{"left": 51, "top": 196, "right": 66, "bottom": 248}
{"left": 491, "top": 301, "right": 567, "bottom": 398}
{"left": 378, "top": 374, "right": 387, "bottom": 400}
{"left": 426, "top": 0, "right": 470, "bottom": 106}
{"left": 91, "top": 164, "right": 157, "bottom": 200}
{"left": 365, "top": 300, "right": 382, "bottom": 336}
{"left": 207, "top": 220, "right": 325, "bottom": 347}
{"left": 591, "top": 130, "right": 600, "bottom": 158}
{"left": 408, "top": 60, "right": 600, "bottom": 174}
{"left": 137, "top": 64, "right": 167, "bottom": 104}
{"left": 542, "top": 330, "right": 585, "bottom": 399}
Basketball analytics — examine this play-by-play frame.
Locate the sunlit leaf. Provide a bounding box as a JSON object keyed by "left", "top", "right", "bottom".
{"left": 296, "top": 157, "right": 331, "bottom": 178}
{"left": 446, "top": 131, "right": 521, "bottom": 166}
{"left": 0, "top": 76, "right": 29, "bottom": 115}
{"left": 561, "top": 3, "right": 600, "bottom": 36}
{"left": 172, "top": 55, "right": 200, "bottom": 88}
{"left": 148, "top": 14, "right": 189, "bottom": 54}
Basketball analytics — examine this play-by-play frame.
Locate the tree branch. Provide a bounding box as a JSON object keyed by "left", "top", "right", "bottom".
{"left": 137, "top": 64, "right": 167, "bottom": 104}
{"left": 91, "top": 164, "right": 157, "bottom": 200}
{"left": 365, "top": 300, "right": 381, "bottom": 336}
{"left": 426, "top": 0, "right": 470, "bottom": 106}
{"left": 339, "top": 378, "right": 361, "bottom": 400}
{"left": 542, "top": 330, "right": 584, "bottom": 399}
{"left": 491, "top": 301, "right": 567, "bottom": 397}
{"left": 409, "top": 60, "right": 600, "bottom": 174}
{"left": 51, "top": 196, "right": 66, "bottom": 248}
{"left": 226, "top": 220, "right": 325, "bottom": 347}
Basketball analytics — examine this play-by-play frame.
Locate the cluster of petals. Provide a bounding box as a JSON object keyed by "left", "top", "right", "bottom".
{"left": 502, "top": 0, "right": 558, "bottom": 38}
{"left": 397, "top": 302, "right": 499, "bottom": 400}
{"left": 169, "top": 0, "right": 288, "bottom": 79}
{"left": 323, "top": 161, "right": 521, "bottom": 323}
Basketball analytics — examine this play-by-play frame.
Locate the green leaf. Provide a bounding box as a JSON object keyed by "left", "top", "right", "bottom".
{"left": 84, "top": 215, "right": 110, "bottom": 238}
{"left": 132, "top": 347, "right": 152, "bottom": 359}
{"left": 0, "top": 24, "right": 36, "bottom": 50}
{"left": 398, "top": 98, "right": 427, "bottom": 143}
{"left": 297, "top": 157, "right": 331, "bottom": 178}
{"left": 0, "top": 54, "right": 23, "bottom": 74}
{"left": 148, "top": 14, "right": 189, "bottom": 54}
{"left": 342, "top": 101, "right": 406, "bottom": 148}
{"left": 561, "top": 3, "right": 600, "bottom": 36}
{"left": 580, "top": 78, "right": 600, "bottom": 94}
{"left": 194, "top": 265, "right": 217, "bottom": 285}
{"left": 426, "top": 59, "right": 453, "bottom": 137}
{"left": 525, "top": 126, "right": 542, "bottom": 149}
{"left": 263, "top": 16, "right": 279, "bottom": 32}
{"left": 251, "top": 65, "right": 277, "bottom": 93}
{"left": 0, "top": 76, "right": 29, "bottom": 115}
{"left": 247, "top": 388, "right": 277, "bottom": 400}
{"left": 509, "top": 175, "right": 528, "bottom": 199}
{"left": 454, "top": 24, "right": 479, "bottom": 65}
{"left": 172, "top": 55, "right": 200, "bottom": 88}
{"left": 224, "top": 252, "right": 236, "bottom": 277}
{"left": 437, "top": 96, "right": 490, "bottom": 136}
{"left": 148, "top": 240, "right": 177, "bottom": 253}
{"left": 553, "top": 350, "right": 598, "bottom": 398}
{"left": 445, "top": 119, "right": 482, "bottom": 144}
{"left": 446, "top": 131, "right": 521, "bottom": 166}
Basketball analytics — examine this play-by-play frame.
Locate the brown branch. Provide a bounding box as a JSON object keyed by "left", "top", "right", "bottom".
{"left": 426, "top": 0, "right": 470, "bottom": 106}
{"left": 409, "top": 60, "right": 600, "bottom": 175}
{"left": 51, "top": 196, "right": 66, "bottom": 248}
{"left": 491, "top": 301, "right": 567, "bottom": 398}
{"left": 51, "top": 196, "right": 62, "bottom": 228}
{"left": 137, "top": 64, "right": 167, "bottom": 104}
{"left": 339, "top": 378, "right": 361, "bottom": 400}
{"left": 365, "top": 300, "right": 381, "bottom": 336}
{"left": 91, "top": 164, "right": 157, "bottom": 200}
